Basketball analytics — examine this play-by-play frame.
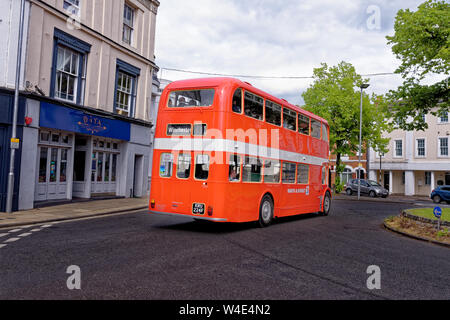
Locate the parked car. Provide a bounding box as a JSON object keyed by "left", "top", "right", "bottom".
{"left": 430, "top": 186, "right": 450, "bottom": 204}
{"left": 345, "top": 179, "right": 389, "bottom": 198}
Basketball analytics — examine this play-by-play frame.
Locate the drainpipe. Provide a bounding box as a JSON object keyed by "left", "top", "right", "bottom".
{"left": 6, "top": 0, "right": 26, "bottom": 213}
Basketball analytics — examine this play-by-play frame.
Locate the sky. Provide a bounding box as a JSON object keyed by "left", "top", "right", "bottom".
{"left": 154, "top": 0, "right": 429, "bottom": 106}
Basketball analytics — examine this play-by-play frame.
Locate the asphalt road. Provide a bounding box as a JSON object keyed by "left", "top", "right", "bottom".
{"left": 0, "top": 199, "right": 449, "bottom": 300}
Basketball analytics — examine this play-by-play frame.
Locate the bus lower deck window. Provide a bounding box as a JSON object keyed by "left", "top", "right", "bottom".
{"left": 229, "top": 155, "right": 241, "bottom": 182}
{"left": 297, "top": 164, "right": 309, "bottom": 184}
{"left": 263, "top": 160, "right": 280, "bottom": 183}
{"left": 195, "top": 154, "right": 210, "bottom": 180}
{"left": 160, "top": 153, "right": 174, "bottom": 177}
{"left": 177, "top": 153, "right": 191, "bottom": 179}
{"left": 242, "top": 156, "right": 262, "bottom": 182}
{"left": 282, "top": 162, "right": 296, "bottom": 184}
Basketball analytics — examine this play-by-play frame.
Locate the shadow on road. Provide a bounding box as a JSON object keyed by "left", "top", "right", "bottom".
{"left": 153, "top": 212, "right": 323, "bottom": 234}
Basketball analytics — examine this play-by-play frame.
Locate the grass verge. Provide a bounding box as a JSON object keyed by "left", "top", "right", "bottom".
{"left": 385, "top": 215, "right": 450, "bottom": 245}
{"left": 405, "top": 208, "right": 450, "bottom": 222}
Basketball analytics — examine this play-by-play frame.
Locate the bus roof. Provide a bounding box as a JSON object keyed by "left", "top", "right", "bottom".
{"left": 164, "top": 77, "right": 329, "bottom": 126}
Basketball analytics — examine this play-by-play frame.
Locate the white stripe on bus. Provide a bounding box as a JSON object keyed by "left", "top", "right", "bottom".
{"left": 154, "top": 138, "right": 328, "bottom": 166}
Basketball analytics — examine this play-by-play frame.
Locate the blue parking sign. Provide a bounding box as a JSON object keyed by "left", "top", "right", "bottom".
{"left": 433, "top": 207, "right": 442, "bottom": 219}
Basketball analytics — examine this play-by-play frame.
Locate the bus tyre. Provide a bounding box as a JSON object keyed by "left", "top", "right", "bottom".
{"left": 259, "top": 195, "right": 274, "bottom": 227}
{"left": 320, "top": 192, "right": 331, "bottom": 216}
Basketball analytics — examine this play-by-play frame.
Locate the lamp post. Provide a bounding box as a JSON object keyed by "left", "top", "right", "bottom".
{"left": 358, "top": 83, "right": 370, "bottom": 200}
{"left": 6, "top": 0, "right": 26, "bottom": 213}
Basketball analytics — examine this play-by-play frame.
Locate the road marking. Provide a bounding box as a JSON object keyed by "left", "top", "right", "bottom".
{"left": 0, "top": 244, "right": 7, "bottom": 249}
{"left": 8, "top": 229, "right": 22, "bottom": 233}
{"left": 0, "top": 233, "right": 8, "bottom": 238}
{"left": 30, "top": 229, "right": 42, "bottom": 232}
{"left": 41, "top": 224, "right": 53, "bottom": 228}
{"left": 4, "top": 237, "right": 20, "bottom": 243}
{"left": 18, "top": 233, "right": 32, "bottom": 237}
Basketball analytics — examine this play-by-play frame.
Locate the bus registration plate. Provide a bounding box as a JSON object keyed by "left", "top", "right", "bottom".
{"left": 192, "top": 203, "right": 205, "bottom": 215}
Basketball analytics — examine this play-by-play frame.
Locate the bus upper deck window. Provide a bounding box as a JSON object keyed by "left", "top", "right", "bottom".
{"left": 168, "top": 89, "right": 215, "bottom": 108}
{"left": 160, "top": 153, "right": 174, "bottom": 178}
{"left": 283, "top": 108, "right": 297, "bottom": 131}
{"left": 322, "top": 123, "right": 328, "bottom": 142}
{"left": 311, "top": 119, "right": 321, "bottom": 139}
{"left": 229, "top": 155, "right": 241, "bottom": 182}
{"left": 244, "top": 92, "right": 263, "bottom": 120}
{"left": 265, "top": 101, "right": 281, "bottom": 126}
{"left": 177, "top": 153, "right": 191, "bottom": 179}
{"left": 195, "top": 154, "right": 210, "bottom": 180}
{"left": 232, "top": 89, "right": 242, "bottom": 113}
{"left": 298, "top": 114, "right": 310, "bottom": 135}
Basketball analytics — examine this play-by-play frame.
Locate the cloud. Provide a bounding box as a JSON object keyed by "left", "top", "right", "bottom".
{"left": 155, "top": 0, "right": 426, "bottom": 105}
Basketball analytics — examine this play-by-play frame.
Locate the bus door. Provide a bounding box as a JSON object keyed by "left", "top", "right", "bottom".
{"left": 171, "top": 152, "right": 192, "bottom": 214}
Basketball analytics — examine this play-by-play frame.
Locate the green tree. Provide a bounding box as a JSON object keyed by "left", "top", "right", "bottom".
{"left": 386, "top": 0, "right": 449, "bottom": 131}
{"left": 302, "top": 62, "right": 391, "bottom": 192}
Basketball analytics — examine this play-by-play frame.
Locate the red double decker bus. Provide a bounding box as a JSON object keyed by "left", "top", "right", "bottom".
{"left": 149, "top": 77, "right": 331, "bottom": 226}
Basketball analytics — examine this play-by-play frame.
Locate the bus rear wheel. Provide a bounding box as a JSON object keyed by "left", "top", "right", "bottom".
{"left": 319, "top": 192, "right": 331, "bottom": 216}
{"left": 258, "top": 195, "right": 274, "bottom": 227}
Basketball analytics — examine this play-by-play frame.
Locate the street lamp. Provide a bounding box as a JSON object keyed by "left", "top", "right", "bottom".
{"left": 358, "top": 83, "right": 370, "bottom": 200}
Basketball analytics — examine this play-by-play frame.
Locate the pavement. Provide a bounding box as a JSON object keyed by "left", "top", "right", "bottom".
{"left": 0, "top": 197, "right": 149, "bottom": 229}
{"left": 333, "top": 193, "right": 438, "bottom": 204}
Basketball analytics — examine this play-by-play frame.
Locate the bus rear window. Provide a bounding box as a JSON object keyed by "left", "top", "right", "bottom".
{"left": 168, "top": 89, "right": 215, "bottom": 108}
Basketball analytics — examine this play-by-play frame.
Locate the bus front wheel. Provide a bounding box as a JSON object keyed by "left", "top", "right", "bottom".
{"left": 319, "top": 192, "right": 331, "bottom": 216}
{"left": 258, "top": 194, "right": 274, "bottom": 227}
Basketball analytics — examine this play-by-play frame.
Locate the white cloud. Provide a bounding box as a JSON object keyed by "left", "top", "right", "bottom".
{"left": 155, "top": 0, "right": 427, "bottom": 105}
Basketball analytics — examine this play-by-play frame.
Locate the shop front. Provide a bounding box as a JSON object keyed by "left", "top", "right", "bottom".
{"left": 35, "top": 101, "right": 131, "bottom": 204}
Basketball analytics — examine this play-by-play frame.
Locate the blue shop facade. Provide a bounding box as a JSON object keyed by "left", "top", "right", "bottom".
{"left": 11, "top": 94, "right": 151, "bottom": 211}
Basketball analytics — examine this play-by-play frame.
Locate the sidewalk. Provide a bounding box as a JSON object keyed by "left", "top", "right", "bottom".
{"left": 0, "top": 197, "right": 148, "bottom": 229}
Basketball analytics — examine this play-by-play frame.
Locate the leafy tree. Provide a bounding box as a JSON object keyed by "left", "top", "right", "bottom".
{"left": 386, "top": 0, "right": 449, "bottom": 131}
{"left": 302, "top": 62, "right": 391, "bottom": 191}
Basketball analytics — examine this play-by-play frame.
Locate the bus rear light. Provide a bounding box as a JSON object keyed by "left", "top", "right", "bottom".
{"left": 207, "top": 206, "right": 213, "bottom": 216}
{"left": 151, "top": 200, "right": 155, "bottom": 209}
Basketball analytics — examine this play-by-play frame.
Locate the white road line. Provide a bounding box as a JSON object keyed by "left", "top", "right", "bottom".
{"left": 41, "top": 225, "right": 53, "bottom": 228}
{"left": 8, "top": 229, "right": 22, "bottom": 233}
{"left": 0, "top": 244, "right": 7, "bottom": 249}
{"left": 0, "top": 233, "right": 8, "bottom": 238}
{"left": 30, "top": 229, "right": 42, "bottom": 232}
{"left": 18, "top": 233, "right": 32, "bottom": 237}
{"left": 4, "top": 237, "right": 20, "bottom": 243}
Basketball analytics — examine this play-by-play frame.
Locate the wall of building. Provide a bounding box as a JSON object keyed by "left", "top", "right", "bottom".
{"left": 25, "top": 0, "right": 158, "bottom": 122}
{"left": 0, "top": 0, "right": 29, "bottom": 90}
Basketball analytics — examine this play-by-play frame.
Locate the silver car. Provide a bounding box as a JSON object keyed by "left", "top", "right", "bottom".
{"left": 345, "top": 179, "right": 389, "bottom": 198}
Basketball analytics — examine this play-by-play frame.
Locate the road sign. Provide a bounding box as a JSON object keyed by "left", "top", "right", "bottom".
{"left": 433, "top": 207, "right": 442, "bottom": 218}
{"left": 10, "top": 138, "right": 20, "bottom": 149}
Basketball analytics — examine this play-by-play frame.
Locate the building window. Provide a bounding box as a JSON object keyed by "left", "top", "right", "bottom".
{"left": 394, "top": 140, "right": 403, "bottom": 157}
{"left": 64, "top": 0, "right": 80, "bottom": 16}
{"left": 439, "top": 111, "right": 449, "bottom": 123}
{"left": 123, "top": 3, "right": 135, "bottom": 45}
{"left": 340, "top": 168, "right": 352, "bottom": 184}
{"left": 439, "top": 137, "right": 449, "bottom": 157}
{"left": 425, "top": 172, "right": 431, "bottom": 185}
{"left": 51, "top": 29, "right": 90, "bottom": 105}
{"left": 416, "top": 139, "right": 426, "bottom": 157}
{"left": 114, "top": 59, "right": 140, "bottom": 117}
